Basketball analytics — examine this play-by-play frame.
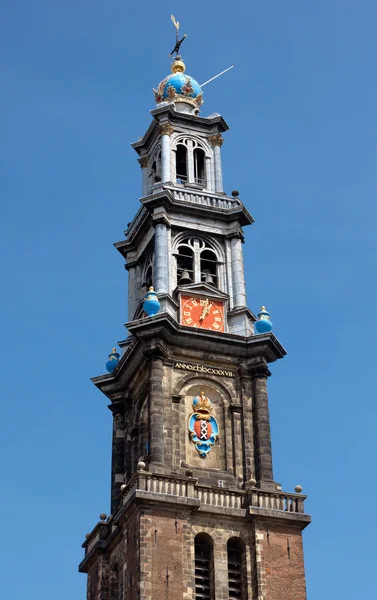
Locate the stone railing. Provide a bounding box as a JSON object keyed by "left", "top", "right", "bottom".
{"left": 125, "top": 186, "right": 243, "bottom": 241}
{"left": 196, "top": 485, "right": 245, "bottom": 509}
{"left": 125, "top": 205, "right": 147, "bottom": 239}
{"left": 146, "top": 474, "right": 191, "bottom": 497}
{"left": 250, "top": 489, "right": 305, "bottom": 514}
{"left": 167, "top": 186, "right": 241, "bottom": 210}
{"left": 86, "top": 530, "right": 100, "bottom": 555}
{"left": 120, "top": 470, "right": 306, "bottom": 515}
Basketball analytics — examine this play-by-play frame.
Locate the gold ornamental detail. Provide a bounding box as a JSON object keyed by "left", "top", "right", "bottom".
{"left": 209, "top": 134, "right": 224, "bottom": 147}
{"left": 160, "top": 122, "right": 174, "bottom": 136}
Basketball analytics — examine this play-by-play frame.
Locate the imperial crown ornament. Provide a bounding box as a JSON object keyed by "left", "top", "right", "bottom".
{"left": 188, "top": 392, "right": 219, "bottom": 458}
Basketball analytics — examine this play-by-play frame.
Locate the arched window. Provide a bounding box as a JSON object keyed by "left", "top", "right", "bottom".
{"left": 176, "top": 144, "right": 188, "bottom": 183}
{"left": 195, "top": 533, "right": 214, "bottom": 600}
{"left": 149, "top": 148, "right": 161, "bottom": 189}
{"left": 227, "top": 538, "right": 246, "bottom": 600}
{"left": 175, "top": 237, "right": 220, "bottom": 289}
{"left": 144, "top": 265, "right": 153, "bottom": 289}
{"left": 200, "top": 249, "right": 217, "bottom": 287}
{"left": 177, "top": 245, "right": 194, "bottom": 285}
{"left": 194, "top": 147, "right": 206, "bottom": 186}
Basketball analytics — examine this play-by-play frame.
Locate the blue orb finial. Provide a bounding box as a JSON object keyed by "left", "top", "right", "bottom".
{"left": 143, "top": 286, "right": 161, "bottom": 317}
{"left": 106, "top": 347, "right": 120, "bottom": 373}
{"left": 255, "top": 306, "right": 273, "bottom": 334}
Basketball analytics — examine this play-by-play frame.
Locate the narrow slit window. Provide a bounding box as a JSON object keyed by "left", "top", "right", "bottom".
{"left": 194, "top": 148, "right": 206, "bottom": 186}
{"left": 176, "top": 144, "right": 188, "bottom": 183}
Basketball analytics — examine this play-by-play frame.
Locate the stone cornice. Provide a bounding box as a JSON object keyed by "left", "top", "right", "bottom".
{"left": 131, "top": 106, "right": 230, "bottom": 155}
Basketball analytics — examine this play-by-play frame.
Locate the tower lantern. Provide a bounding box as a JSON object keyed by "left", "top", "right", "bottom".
{"left": 79, "top": 19, "right": 311, "bottom": 600}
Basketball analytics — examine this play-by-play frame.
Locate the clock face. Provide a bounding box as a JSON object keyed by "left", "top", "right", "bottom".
{"left": 181, "top": 296, "right": 225, "bottom": 332}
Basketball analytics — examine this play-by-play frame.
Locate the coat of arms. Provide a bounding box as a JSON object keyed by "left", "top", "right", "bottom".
{"left": 188, "top": 392, "right": 219, "bottom": 458}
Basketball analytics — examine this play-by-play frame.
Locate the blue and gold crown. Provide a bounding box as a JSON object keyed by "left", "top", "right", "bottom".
{"left": 192, "top": 392, "right": 212, "bottom": 414}
{"left": 154, "top": 59, "right": 203, "bottom": 110}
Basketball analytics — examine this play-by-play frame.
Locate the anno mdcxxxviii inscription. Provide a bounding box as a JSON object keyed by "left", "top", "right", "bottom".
{"left": 174, "top": 361, "right": 234, "bottom": 378}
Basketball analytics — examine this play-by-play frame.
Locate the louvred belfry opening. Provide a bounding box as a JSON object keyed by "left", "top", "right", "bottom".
{"left": 227, "top": 538, "right": 244, "bottom": 599}
{"left": 195, "top": 534, "right": 213, "bottom": 600}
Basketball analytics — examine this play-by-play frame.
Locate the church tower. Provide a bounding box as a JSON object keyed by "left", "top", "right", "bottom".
{"left": 79, "top": 23, "right": 311, "bottom": 600}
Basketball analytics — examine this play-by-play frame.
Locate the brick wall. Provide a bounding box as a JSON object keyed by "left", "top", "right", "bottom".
{"left": 254, "top": 521, "right": 307, "bottom": 600}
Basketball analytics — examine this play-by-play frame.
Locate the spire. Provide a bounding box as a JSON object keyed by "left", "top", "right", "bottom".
{"left": 153, "top": 16, "right": 203, "bottom": 113}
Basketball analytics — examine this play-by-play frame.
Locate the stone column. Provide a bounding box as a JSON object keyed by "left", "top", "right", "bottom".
{"left": 250, "top": 363, "right": 274, "bottom": 486}
{"left": 205, "top": 155, "right": 212, "bottom": 190}
{"left": 187, "top": 139, "right": 195, "bottom": 183}
{"left": 230, "top": 234, "right": 247, "bottom": 308}
{"left": 154, "top": 221, "right": 169, "bottom": 294}
{"left": 160, "top": 123, "right": 173, "bottom": 182}
{"left": 109, "top": 400, "right": 125, "bottom": 515}
{"left": 148, "top": 355, "right": 165, "bottom": 466}
{"left": 209, "top": 133, "right": 224, "bottom": 192}
{"left": 138, "top": 155, "right": 149, "bottom": 196}
{"left": 126, "top": 261, "right": 138, "bottom": 321}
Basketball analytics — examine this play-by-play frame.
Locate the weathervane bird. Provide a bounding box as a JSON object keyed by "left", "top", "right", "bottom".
{"left": 169, "top": 14, "right": 187, "bottom": 57}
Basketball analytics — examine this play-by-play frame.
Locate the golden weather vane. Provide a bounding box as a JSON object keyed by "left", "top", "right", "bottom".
{"left": 169, "top": 14, "right": 187, "bottom": 57}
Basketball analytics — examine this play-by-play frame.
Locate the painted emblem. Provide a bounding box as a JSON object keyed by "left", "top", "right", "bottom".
{"left": 188, "top": 392, "right": 219, "bottom": 458}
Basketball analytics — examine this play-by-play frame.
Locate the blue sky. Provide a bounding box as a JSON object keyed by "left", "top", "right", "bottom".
{"left": 1, "top": 0, "right": 377, "bottom": 598}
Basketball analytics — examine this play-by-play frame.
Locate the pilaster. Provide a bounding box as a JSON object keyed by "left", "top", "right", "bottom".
{"left": 109, "top": 400, "right": 125, "bottom": 515}
{"left": 138, "top": 155, "right": 149, "bottom": 197}
{"left": 249, "top": 362, "right": 274, "bottom": 488}
{"left": 159, "top": 122, "right": 173, "bottom": 183}
{"left": 209, "top": 133, "right": 224, "bottom": 192}
{"left": 148, "top": 352, "right": 166, "bottom": 467}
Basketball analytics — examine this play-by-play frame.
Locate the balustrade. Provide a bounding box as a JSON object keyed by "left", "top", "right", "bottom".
{"left": 119, "top": 471, "right": 306, "bottom": 514}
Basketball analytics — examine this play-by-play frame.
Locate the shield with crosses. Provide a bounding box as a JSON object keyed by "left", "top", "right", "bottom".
{"left": 188, "top": 392, "right": 219, "bottom": 458}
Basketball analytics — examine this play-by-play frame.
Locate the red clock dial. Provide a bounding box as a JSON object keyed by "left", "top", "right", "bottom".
{"left": 181, "top": 296, "right": 225, "bottom": 332}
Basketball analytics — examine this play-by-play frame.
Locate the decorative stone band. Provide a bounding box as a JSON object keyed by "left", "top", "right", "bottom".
{"left": 138, "top": 156, "right": 148, "bottom": 168}
{"left": 159, "top": 122, "right": 174, "bottom": 136}
{"left": 209, "top": 133, "right": 224, "bottom": 147}
{"left": 174, "top": 361, "right": 234, "bottom": 378}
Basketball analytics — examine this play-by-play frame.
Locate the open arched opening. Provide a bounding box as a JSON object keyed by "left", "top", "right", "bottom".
{"left": 194, "top": 147, "right": 206, "bottom": 186}
{"left": 176, "top": 144, "right": 188, "bottom": 183}
{"left": 227, "top": 537, "right": 246, "bottom": 600}
{"left": 195, "top": 533, "right": 214, "bottom": 600}
{"left": 177, "top": 245, "right": 194, "bottom": 285}
{"left": 200, "top": 249, "right": 217, "bottom": 287}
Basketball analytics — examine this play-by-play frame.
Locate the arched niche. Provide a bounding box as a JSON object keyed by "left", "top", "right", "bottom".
{"left": 174, "top": 377, "right": 235, "bottom": 472}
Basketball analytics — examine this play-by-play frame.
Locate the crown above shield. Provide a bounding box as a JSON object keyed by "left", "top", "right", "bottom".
{"left": 192, "top": 392, "right": 212, "bottom": 415}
